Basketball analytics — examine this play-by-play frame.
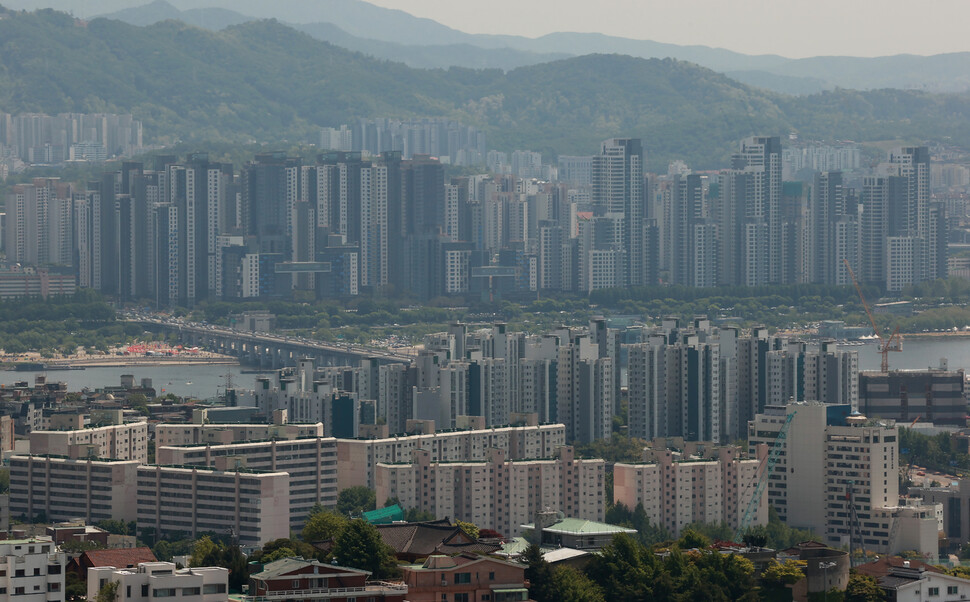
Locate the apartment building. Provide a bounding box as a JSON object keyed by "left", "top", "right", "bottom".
{"left": 748, "top": 402, "right": 939, "bottom": 557}
{"left": 375, "top": 446, "right": 604, "bottom": 538}
{"left": 336, "top": 423, "right": 567, "bottom": 490}
{"left": 156, "top": 437, "right": 338, "bottom": 530}
{"left": 88, "top": 563, "right": 228, "bottom": 602}
{"left": 613, "top": 445, "right": 768, "bottom": 537}
{"left": 155, "top": 420, "right": 323, "bottom": 447}
{"left": 9, "top": 456, "right": 139, "bottom": 524}
{"left": 0, "top": 537, "right": 67, "bottom": 602}
{"left": 136, "top": 465, "right": 289, "bottom": 547}
{"left": 29, "top": 420, "right": 149, "bottom": 462}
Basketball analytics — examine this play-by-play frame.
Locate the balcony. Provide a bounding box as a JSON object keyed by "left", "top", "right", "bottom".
{"left": 244, "top": 582, "right": 407, "bottom": 601}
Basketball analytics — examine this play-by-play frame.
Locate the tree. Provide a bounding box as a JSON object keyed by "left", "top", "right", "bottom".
{"left": 336, "top": 486, "right": 377, "bottom": 516}
{"left": 65, "top": 571, "right": 86, "bottom": 600}
{"left": 190, "top": 536, "right": 219, "bottom": 567}
{"left": 551, "top": 566, "right": 605, "bottom": 602}
{"left": 677, "top": 527, "right": 711, "bottom": 550}
{"left": 844, "top": 573, "right": 885, "bottom": 602}
{"left": 761, "top": 560, "right": 805, "bottom": 589}
{"left": 95, "top": 581, "right": 119, "bottom": 602}
{"left": 331, "top": 519, "right": 398, "bottom": 579}
{"left": 455, "top": 520, "right": 479, "bottom": 539}
{"left": 0, "top": 468, "right": 8, "bottom": 494}
{"left": 301, "top": 510, "right": 349, "bottom": 543}
{"left": 741, "top": 524, "right": 768, "bottom": 548}
{"left": 523, "top": 543, "right": 556, "bottom": 602}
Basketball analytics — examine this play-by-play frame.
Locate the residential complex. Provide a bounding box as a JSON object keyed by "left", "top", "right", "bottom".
{"left": 613, "top": 445, "right": 769, "bottom": 537}
{"left": 29, "top": 419, "right": 149, "bottom": 462}
{"left": 375, "top": 446, "right": 605, "bottom": 538}
{"left": 0, "top": 135, "right": 947, "bottom": 303}
{"left": 136, "top": 465, "right": 290, "bottom": 547}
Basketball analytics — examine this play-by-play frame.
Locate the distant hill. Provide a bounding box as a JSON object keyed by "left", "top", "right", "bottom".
{"left": 2, "top": 9, "right": 970, "bottom": 169}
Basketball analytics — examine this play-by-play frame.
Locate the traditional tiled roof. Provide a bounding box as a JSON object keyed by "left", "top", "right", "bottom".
{"left": 70, "top": 547, "right": 158, "bottom": 578}
{"left": 376, "top": 521, "right": 501, "bottom": 560}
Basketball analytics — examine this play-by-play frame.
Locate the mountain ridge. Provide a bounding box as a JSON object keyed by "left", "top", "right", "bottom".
{"left": 1, "top": 8, "right": 969, "bottom": 169}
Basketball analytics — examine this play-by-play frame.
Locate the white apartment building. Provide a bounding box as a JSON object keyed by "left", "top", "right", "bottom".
{"left": 336, "top": 423, "right": 566, "bottom": 490}
{"left": 376, "top": 445, "right": 604, "bottom": 538}
{"left": 156, "top": 437, "right": 338, "bottom": 531}
{"left": 136, "top": 465, "right": 289, "bottom": 547}
{"left": 29, "top": 420, "right": 149, "bottom": 462}
{"left": 0, "top": 537, "right": 67, "bottom": 602}
{"left": 613, "top": 445, "right": 768, "bottom": 537}
{"left": 88, "top": 563, "right": 227, "bottom": 602}
{"left": 9, "top": 456, "right": 139, "bottom": 524}
{"left": 749, "top": 402, "right": 938, "bottom": 558}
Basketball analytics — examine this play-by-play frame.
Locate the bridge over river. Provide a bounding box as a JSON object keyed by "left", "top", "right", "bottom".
{"left": 129, "top": 319, "right": 411, "bottom": 369}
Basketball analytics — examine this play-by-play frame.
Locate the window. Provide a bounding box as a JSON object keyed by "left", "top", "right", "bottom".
{"left": 454, "top": 573, "right": 471, "bottom": 584}
{"left": 182, "top": 587, "right": 201, "bottom": 596}
{"left": 48, "top": 583, "right": 61, "bottom": 592}
{"left": 15, "top": 569, "right": 24, "bottom": 578}
{"left": 203, "top": 584, "right": 227, "bottom": 594}
{"left": 948, "top": 586, "right": 959, "bottom": 595}
{"left": 15, "top": 587, "right": 25, "bottom": 596}
{"left": 153, "top": 589, "right": 176, "bottom": 598}
{"left": 928, "top": 586, "right": 939, "bottom": 596}
{"left": 127, "top": 586, "right": 132, "bottom": 598}
{"left": 48, "top": 565, "right": 61, "bottom": 575}
{"left": 455, "top": 595, "right": 470, "bottom": 602}
{"left": 142, "top": 584, "right": 149, "bottom": 597}
{"left": 489, "top": 572, "right": 495, "bottom": 581}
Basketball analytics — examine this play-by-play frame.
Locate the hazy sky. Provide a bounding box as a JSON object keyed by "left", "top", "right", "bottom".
{"left": 366, "top": 0, "right": 970, "bottom": 59}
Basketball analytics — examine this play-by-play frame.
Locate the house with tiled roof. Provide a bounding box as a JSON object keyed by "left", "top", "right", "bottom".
{"left": 67, "top": 546, "right": 157, "bottom": 580}
{"left": 245, "top": 558, "right": 407, "bottom": 602}
{"left": 854, "top": 556, "right": 943, "bottom": 579}
{"left": 375, "top": 520, "right": 502, "bottom": 562}
{"left": 400, "top": 554, "right": 531, "bottom": 602}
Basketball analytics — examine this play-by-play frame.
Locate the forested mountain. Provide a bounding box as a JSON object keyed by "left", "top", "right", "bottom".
{"left": 2, "top": 7, "right": 970, "bottom": 168}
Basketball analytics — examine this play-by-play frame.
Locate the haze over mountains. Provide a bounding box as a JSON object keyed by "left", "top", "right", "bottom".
{"left": 8, "top": 0, "right": 959, "bottom": 94}
{"left": 3, "top": 5, "right": 970, "bottom": 170}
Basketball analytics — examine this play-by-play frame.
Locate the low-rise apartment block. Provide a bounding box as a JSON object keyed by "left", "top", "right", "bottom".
{"left": 376, "top": 445, "right": 604, "bottom": 538}
{"left": 136, "top": 465, "right": 289, "bottom": 547}
{"left": 88, "top": 562, "right": 228, "bottom": 602}
{"left": 0, "top": 537, "right": 67, "bottom": 602}
{"left": 156, "top": 437, "right": 338, "bottom": 530}
{"left": 29, "top": 420, "right": 149, "bottom": 462}
{"left": 337, "top": 422, "right": 567, "bottom": 490}
{"left": 9, "top": 456, "right": 139, "bottom": 524}
{"left": 613, "top": 445, "right": 769, "bottom": 537}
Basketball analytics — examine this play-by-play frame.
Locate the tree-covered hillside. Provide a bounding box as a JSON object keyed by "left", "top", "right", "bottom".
{"left": 3, "top": 7, "right": 970, "bottom": 168}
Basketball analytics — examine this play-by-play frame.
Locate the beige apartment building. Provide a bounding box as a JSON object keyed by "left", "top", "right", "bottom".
{"left": 337, "top": 423, "right": 567, "bottom": 490}
{"left": 376, "top": 445, "right": 604, "bottom": 538}
{"left": 29, "top": 420, "right": 149, "bottom": 462}
{"left": 613, "top": 445, "right": 769, "bottom": 537}
{"left": 9, "top": 455, "right": 140, "bottom": 524}
{"left": 137, "top": 465, "right": 289, "bottom": 547}
{"left": 155, "top": 421, "right": 324, "bottom": 447}
{"left": 156, "top": 437, "right": 339, "bottom": 530}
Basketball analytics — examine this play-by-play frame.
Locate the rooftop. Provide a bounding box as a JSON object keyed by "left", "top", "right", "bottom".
{"left": 520, "top": 518, "right": 636, "bottom": 535}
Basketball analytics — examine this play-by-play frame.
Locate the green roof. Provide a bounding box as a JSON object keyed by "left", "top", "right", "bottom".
{"left": 362, "top": 504, "right": 405, "bottom": 524}
{"left": 520, "top": 518, "right": 637, "bottom": 535}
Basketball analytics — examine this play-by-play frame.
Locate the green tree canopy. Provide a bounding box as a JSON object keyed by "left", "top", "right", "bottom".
{"left": 336, "top": 486, "right": 377, "bottom": 516}
{"left": 301, "top": 510, "right": 350, "bottom": 543}
{"left": 331, "top": 519, "right": 399, "bottom": 579}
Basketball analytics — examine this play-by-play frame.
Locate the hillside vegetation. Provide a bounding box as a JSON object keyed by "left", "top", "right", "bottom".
{"left": 2, "top": 8, "right": 970, "bottom": 167}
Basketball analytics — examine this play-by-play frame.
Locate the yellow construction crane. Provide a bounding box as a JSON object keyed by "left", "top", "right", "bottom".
{"left": 843, "top": 258, "right": 902, "bottom": 373}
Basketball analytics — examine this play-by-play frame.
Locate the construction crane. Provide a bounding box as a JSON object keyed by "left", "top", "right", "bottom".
{"left": 843, "top": 258, "right": 902, "bottom": 373}
{"left": 734, "top": 411, "right": 796, "bottom": 543}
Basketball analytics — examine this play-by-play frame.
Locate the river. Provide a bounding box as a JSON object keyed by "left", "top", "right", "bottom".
{"left": 0, "top": 336, "right": 966, "bottom": 400}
